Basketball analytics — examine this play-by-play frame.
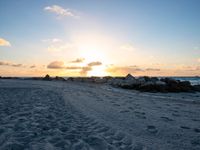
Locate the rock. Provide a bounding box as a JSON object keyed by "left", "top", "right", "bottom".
{"left": 67, "top": 77, "right": 74, "bottom": 81}
{"left": 110, "top": 78, "right": 124, "bottom": 86}
{"left": 114, "top": 76, "right": 195, "bottom": 93}
{"left": 125, "top": 74, "right": 135, "bottom": 80}
{"left": 160, "top": 78, "right": 193, "bottom": 92}
{"left": 139, "top": 81, "right": 167, "bottom": 92}
{"left": 143, "top": 76, "right": 151, "bottom": 82}
{"left": 150, "top": 77, "right": 159, "bottom": 82}
{"left": 103, "top": 76, "right": 113, "bottom": 81}
{"left": 54, "top": 76, "right": 66, "bottom": 81}
{"left": 178, "top": 81, "right": 193, "bottom": 92}
{"left": 43, "top": 74, "right": 52, "bottom": 81}
{"left": 94, "top": 78, "right": 107, "bottom": 84}
{"left": 193, "top": 85, "right": 200, "bottom": 92}
{"left": 137, "top": 77, "right": 146, "bottom": 84}
{"left": 160, "top": 78, "right": 179, "bottom": 85}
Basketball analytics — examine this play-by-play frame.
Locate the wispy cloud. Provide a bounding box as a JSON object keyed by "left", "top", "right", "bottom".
{"left": 42, "top": 38, "right": 62, "bottom": 43}
{"left": 106, "top": 66, "right": 143, "bottom": 74}
{"left": 0, "top": 38, "right": 11, "bottom": 47}
{"left": 88, "top": 61, "right": 102, "bottom": 67}
{"left": 47, "top": 61, "right": 65, "bottom": 69}
{"left": 0, "top": 61, "right": 22, "bottom": 67}
{"left": 80, "top": 66, "right": 92, "bottom": 75}
{"left": 44, "top": 5, "right": 78, "bottom": 18}
{"left": 47, "top": 60, "right": 102, "bottom": 76}
{"left": 30, "top": 65, "right": 36, "bottom": 68}
{"left": 120, "top": 44, "right": 134, "bottom": 51}
{"left": 47, "top": 43, "right": 75, "bottom": 52}
{"left": 145, "top": 68, "right": 160, "bottom": 71}
{"left": 71, "top": 58, "right": 85, "bottom": 63}
{"left": 106, "top": 65, "right": 161, "bottom": 75}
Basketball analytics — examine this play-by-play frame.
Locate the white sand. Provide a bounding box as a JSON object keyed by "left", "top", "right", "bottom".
{"left": 0, "top": 79, "right": 200, "bottom": 150}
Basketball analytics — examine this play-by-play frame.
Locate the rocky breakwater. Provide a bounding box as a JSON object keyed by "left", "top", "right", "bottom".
{"left": 110, "top": 74, "right": 200, "bottom": 93}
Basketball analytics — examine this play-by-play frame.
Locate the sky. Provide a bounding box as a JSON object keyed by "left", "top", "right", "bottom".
{"left": 0, "top": 0, "right": 200, "bottom": 77}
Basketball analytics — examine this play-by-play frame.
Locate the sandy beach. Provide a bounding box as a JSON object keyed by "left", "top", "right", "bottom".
{"left": 0, "top": 79, "right": 200, "bottom": 150}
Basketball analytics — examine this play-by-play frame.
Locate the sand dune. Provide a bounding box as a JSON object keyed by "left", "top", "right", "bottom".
{"left": 0, "top": 79, "right": 200, "bottom": 150}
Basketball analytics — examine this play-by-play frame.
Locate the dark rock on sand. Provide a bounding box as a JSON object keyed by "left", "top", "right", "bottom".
{"left": 161, "top": 78, "right": 193, "bottom": 92}
{"left": 116, "top": 75, "right": 195, "bottom": 93}
{"left": 193, "top": 85, "right": 200, "bottom": 92}
{"left": 54, "top": 76, "right": 66, "bottom": 81}
{"left": 139, "top": 81, "right": 167, "bottom": 92}
{"left": 43, "top": 74, "right": 52, "bottom": 81}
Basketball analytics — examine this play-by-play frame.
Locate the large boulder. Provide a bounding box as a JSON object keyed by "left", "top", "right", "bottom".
{"left": 94, "top": 78, "right": 107, "bottom": 84}
{"left": 43, "top": 74, "right": 52, "bottom": 81}
{"left": 109, "top": 78, "right": 124, "bottom": 86}
{"left": 138, "top": 81, "right": 167, "bottom": 92}
{"left": 150, "top": 77, "right": 159, "bottom": 82}
{"left": 193, "top": 85, "right": 200, "bottom": 92}
{"left": 160, "top": 78, "right": 192, "bottom": 92}
{"left": 54, "top": 76, "right": 66, "bottom": 81}
{"left": 137, "top": 77, "right": 146, "bottom": 85}
{"left": 67, "top": 77, "right": 74, "bottom": 81}
{"left": 125, "top": 74, "right": 135, "bottom": 80}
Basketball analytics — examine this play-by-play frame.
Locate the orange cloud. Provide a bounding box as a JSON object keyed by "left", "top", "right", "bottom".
{"left": 71, "top": 58, "right": 85, "bottom": 63}
{"left": 88, "top": 61, "right": 102, "bottom": 67}
{"left": 47, "top": 61, "right": 65, "bottom": 69}
{"left": 0, "top": 38, "right": 11, "bottom": 46}
{"left": 0, "top": 61, "right": 22, "bottom": 67}
{"left": 47, "top": 60, "right": 103, "bottom": 76}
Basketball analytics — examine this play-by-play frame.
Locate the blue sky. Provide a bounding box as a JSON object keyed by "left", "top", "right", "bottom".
{"left": 0, "top": 0, "right": 200, "bottom": 76}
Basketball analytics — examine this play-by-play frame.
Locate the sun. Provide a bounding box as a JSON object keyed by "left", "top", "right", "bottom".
{"left": 87, "top": 65, "right": 108, "bottom": 77}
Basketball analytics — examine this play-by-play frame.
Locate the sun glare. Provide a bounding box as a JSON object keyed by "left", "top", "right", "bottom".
{"left": 87, "top": 66, "right": 108, "bottom": 77}
{"left": 78, "top": 46, "right": 106, "bottom": 63}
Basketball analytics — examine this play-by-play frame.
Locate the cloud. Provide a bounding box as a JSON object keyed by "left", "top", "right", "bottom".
{"left": 120, "top": 44, "right": 134, "bottom": 51}
{"left": 88, "top": 61, "right": 102, "bottom": 67}
{"left": 66, "top": 66, "right": 82, "bottom": 69}
{"left": 80, "top": 66, "right": 92, "bottom": 75}
{"left": 47, "top": 61, "right": 65, "bottom": 69}
{"left": 0, "top": 61, "right": 23, "bottom": 67}
{"left": 0, "top": 38, "right": 11, "bottom": 46}
{"left": 12, "top": 64, "right": 23, "bottom": 67}
{"left": 106, "top": 66, "right": 143, "bottom": 75}
{"left": 71, "top": 58, "right": 85, "bottom": 63}
{"left": 47, "top": 60, "right": 103, "bottom": 76}
{"left": 47, "top": 43, "right": 75, "bottom": 52}
{"left": 30, "top": 65, "right": 36, "bottom": 68}
{"left": 42, "top": 38, "right": 62, "bottom": 43}
{"left": 145, "top": 68, "right": 160, "bottom": 71}
{"left": 197, "top": 58, "right": 200, "bottom": 63}
{"left": 44, "top": 5, "right": 78, "bottom": 18}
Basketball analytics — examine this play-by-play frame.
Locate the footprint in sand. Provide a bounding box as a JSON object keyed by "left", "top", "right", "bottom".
{"left": 172, "top": 113, "right": 181, "bottom": 117}
{"left": 146, "top": 125, "right": 158, "bottom": 134}
{"left": 134, "top": 111, "right": 146, "bottom": 119}
{"left": 192, "top": 118, "right": 200, "bottom": 122}
{"left": 194, "top": 128, "right": 200, "bottom": 133}
{"left": 119, "top": 110, "right": 130, "bottom": 113}
{"left": 191, "top": 136, "right": 200, "bottom": 146}
{"left": 113, "top": 104, "right": 120, "bottom": 107}
{"left": 180, "top": 126, "right": 191, "bottom": 129}
{"left": 160, "top": 116, "right": 174, "bottom": 122}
